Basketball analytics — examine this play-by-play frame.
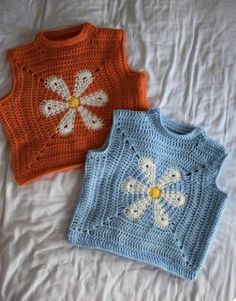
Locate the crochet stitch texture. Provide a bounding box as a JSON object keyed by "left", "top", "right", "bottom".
{"left": 68, "top": 109, "right": 228, "bottom": 280}
{"left": 0, "top": 22, "right": 148, "bottom": 184}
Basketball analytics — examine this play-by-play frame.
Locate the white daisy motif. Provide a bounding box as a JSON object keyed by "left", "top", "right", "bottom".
{"left": 40, "top": 70, "right": 108, "bottom": 136}
{"left": 122, "top": 158, "right": 187, "bottom": 228}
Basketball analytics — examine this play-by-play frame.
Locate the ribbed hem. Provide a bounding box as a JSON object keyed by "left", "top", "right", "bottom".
{"left": 68, "top": 229, "right": 199, "bottom": 281}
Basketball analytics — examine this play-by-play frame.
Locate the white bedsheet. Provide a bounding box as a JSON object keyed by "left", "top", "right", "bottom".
{"left": 0, "top": 0, "right": 235, "bottom": 300}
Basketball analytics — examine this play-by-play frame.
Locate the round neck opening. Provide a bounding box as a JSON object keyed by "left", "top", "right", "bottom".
{"left": 153, "top": 109, "right": 202, "bottom": 140}
{"left": 39, "top": 22, "right": 95, "bottom": 47}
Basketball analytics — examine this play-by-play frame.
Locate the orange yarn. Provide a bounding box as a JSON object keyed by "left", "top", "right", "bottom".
{"left": 0, "top": 22, "right": 148, "bottom": 185}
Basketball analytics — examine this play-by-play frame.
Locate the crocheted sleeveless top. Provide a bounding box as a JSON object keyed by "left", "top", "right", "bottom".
{"left": 0, "top": 22, "right": 148, "bottom": 185}
{"left": 68, "top": 109, "right": 228, "bottom": 280}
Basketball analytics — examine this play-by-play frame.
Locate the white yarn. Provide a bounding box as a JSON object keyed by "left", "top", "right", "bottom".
{"left": 57, "top": 109, "right": 76, "bottom": 136}
{"left": 40, "top": 70, "right": 108, "bottom": 135}
{"left": 40, "top": 100, "right": 68, "bottom": 118}
{"left": 73, "top": 70, "right": 93, "bottom": 97}
{"left": 78, "top": 106, "right": 104, "bottom": 130}
{"left": 80, "top": 90, "right": 108, "bottom": 107}
{"left": 123, "top": 158, "right": 186, "bottom": 228}
{"left": 138, "top": 158, "right": 156, "bottom": 185}
{"left": 125, "top": 198, "right": 150, "bottom": 220}
{"left": 45, "top": 76, "right": 70, "bottom": 101}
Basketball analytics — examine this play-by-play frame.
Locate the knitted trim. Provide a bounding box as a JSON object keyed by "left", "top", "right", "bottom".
{"left": 38, "top": 22, "right": 96, "bottom": 48}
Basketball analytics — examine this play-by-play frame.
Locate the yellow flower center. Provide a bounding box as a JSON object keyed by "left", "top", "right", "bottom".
{"left": 149, "top": 186, "right": 161, "bottom": 200}
{"left": 68, "top": 96, "right": 80, "bottom": 108}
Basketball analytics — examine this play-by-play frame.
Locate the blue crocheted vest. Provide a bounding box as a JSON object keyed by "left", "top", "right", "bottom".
{"left": 68, "top": 109, "right": 228, "bottom": 280}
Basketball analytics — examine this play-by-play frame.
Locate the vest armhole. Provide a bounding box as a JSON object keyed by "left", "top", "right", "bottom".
{"left": 119, "top": 29, "right": 147, "bottom": 78}
{"left": 213, "top": 146, "right": 228, "bottom": 200}
{"left": 0, "top": 50, "right": 17, "bottom": 106}
{"left": 208, "top": 157, "right": 228, "bottom": 213}
{"left": 202, "top": 135, "right": 228, "bottom": 200}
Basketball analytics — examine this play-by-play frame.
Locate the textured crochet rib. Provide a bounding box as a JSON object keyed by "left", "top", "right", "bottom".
{"left": 68, "top": 109, "right": 228, "bottom": 280}
{"left": 0, "top": 22, "right": 148, "bottom": 185}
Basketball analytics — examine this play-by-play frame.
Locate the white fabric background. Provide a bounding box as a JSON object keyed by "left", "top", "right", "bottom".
{"left": 0, "top": 0, "right": 235, "bottom": 300}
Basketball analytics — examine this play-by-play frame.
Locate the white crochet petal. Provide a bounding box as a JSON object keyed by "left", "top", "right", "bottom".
{"left": 122, "top": 177, "right": 148, "bottom": 194}
{"left": 158, "top": 169, "right": 181, "bottom": 189}
{"left": 57, "top": 109, "right": 76, "bottom": 136}
{"left": 73, "top": 70, "right": 94, "bottom": 97}
{"left": 153, "top": 203, "right": 170, "bottom": 228}
{"left": 162, "top": 191, "right": 186, "bottom": 208}
{"left": 45, "top": 76, "right": 71, "bottom": 100}
{"left": 138, "top": 158, "right": 156, "bottom": 185}
{"left": 80, "top": 90, "right": 108, "bottom": 107}
{"left": 124, "top": 198, "right": 150, "bottom": 220}
{"left": 77, "top": 106, "right": 104, "bottom": 130}
{"left": 40, "top": 100, "right": 68, "bottom": 118}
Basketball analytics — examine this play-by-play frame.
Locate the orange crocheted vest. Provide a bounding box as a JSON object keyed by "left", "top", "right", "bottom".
{"left": 0, "top": 22, "right": 148, "bottom": 185}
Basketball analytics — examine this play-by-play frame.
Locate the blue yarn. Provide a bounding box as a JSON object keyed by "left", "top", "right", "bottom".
{"left": 67, "top": 108, "right": 228, "bottom": 280}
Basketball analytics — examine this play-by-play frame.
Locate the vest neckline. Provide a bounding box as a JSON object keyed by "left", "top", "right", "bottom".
{"left": 151, "top": 108, "right": 204, "bottom": 141}
{"left": 37, "top": 22, "right": 96, "bottom": 48}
